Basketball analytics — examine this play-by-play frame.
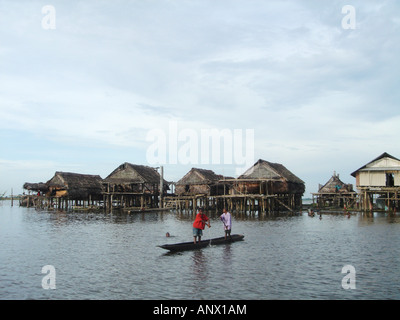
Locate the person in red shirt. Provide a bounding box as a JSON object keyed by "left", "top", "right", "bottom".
{"left": 192, "top": 208, "right": 211, "bottom": 244}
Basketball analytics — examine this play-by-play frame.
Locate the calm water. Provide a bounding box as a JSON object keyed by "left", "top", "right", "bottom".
{"left": 1, "top": 200, "right": 400, "bottom": 300}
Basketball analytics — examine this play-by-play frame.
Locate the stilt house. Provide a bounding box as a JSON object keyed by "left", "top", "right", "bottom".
{"left": 46, "top": 172, "right": 104, "bottom": 201}
{"left": 232, "top": 159, "right": 305, "bottom": 211}
{"left": 171, "top": 168, "right": 231, "bottom": 210}
{"left": 351, "top": 152, "right": 400, "bottom": 211}
{"left": 23, "top": 182, "right": 48, "bottom": 194}
{"left": 103, "top": 162, "right": 169, "bottom": 209}
{"left": 175, "top": 168, "right": 226, "bottom": 196}
{"left": 21, "top": 172, "right": 103, "bottom": 208}
{"left": 21, "top": 182, "right": 48, "bottom": 207}
{"left": 312, "top": 172, "right": 356, "bottom": 208}
{"left": 236, "top": 159, "right": 304, "bottom": 194}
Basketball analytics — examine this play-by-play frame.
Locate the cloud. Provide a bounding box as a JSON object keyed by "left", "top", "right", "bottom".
{"left": 0, "top": 0, "right": 399, "bottom": 195}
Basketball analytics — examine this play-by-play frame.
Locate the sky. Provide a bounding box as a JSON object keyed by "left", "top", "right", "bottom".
{"left": 0, "top": 0, "right": 399, "bottom": 197}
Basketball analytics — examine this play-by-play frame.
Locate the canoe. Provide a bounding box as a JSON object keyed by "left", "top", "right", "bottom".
{"left": 158, "top": 234, "right": 245, "bottom": 252}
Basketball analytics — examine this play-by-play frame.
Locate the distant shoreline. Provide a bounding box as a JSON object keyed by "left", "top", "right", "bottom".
{"left": 0, "top": 196, "right": 22, "bottom": 200}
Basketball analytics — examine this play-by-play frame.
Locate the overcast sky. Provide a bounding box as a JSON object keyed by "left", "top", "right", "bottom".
{"left": 0, "top": 0, "right": 399, "bottom": 196}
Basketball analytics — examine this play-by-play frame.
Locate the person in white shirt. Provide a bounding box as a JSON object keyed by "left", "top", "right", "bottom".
{"left": 220, "top": 208, "right": 232, "bottom": 240}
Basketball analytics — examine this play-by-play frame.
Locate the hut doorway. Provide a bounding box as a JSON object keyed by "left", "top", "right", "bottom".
{"left": 386, "top": 173, "right": 395, "bottom": 187}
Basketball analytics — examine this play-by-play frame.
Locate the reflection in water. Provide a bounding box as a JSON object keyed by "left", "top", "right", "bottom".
{"left": 357, "top": 211, "right": 400, "bottom": 226}
{"left": 174, "top": 209, "right": 303, "bottom": 222}
{"left": 2, "top": 201, "right": 400, "bottom": 300}
{"left": 191, "top": 250, "right": 209, "bottom": 295}
{"left": 222, "top": 244, "right": 232, "bottom": 265}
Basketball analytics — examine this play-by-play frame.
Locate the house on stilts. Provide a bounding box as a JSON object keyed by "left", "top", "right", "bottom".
{"left": 21, "top": 182, "right": 48, "bottom": 207}
{"left": 168, "top": 159, "right": 305, "bottom": 213}
{"left": 103, "top": 162, "right": 169, "bottom": 210}
{"left": 311, "top": 172, "right": 357, "bottom": 209}
{"left": 22, "top": 172, "right": 104, "bottom": 209}
{"left": 167, "top": 168, "right": 231, "bottom": 210}
{"left": 351, "top": 152, "right": 400, "bottom": 211}
{"left": 224, "top": 159, "right": 305, "bottom": 213}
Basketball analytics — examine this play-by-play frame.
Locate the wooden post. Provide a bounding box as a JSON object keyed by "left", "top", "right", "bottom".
{"left": 363, "top": 190, "right": 367, "bottom": 211}
{"left": 159, "top": 166, "right": 164, "bottom": 209}
{"left": 11, "top": 188, "right": 13, "bottom": 207}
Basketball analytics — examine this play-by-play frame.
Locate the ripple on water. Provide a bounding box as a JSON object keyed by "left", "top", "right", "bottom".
{"left": 1, "top": 206, "right": 400, "bottom": 299}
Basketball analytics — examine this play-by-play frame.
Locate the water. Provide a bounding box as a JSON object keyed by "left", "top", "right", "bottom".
{"left": 1, "top": 200, "right": 400, "bottom": 300}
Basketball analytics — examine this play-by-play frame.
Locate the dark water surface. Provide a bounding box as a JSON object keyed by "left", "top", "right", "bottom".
{"left": 1, "top": 200, "right": 400, "bottom": 300}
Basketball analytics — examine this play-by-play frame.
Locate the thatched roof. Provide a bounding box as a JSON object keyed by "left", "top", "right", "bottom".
{"left": 46, "top": 171, "right": 104, "bottom": 199}
{"left": 23, "top": 182, "right": 48, "bottom": 192}
{"left": 318, "top": 172, "right": 353, "bottom": 193}
{"left": 238, "top": 159, "right": 304, "bottom": 184}
{"left": 176, "top": 168, "right": 224, "bottom": 185}
{"left": 104, "top": 162, "right": 168, "bottom": 186}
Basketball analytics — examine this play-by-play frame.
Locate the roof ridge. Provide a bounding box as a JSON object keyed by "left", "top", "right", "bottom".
{"left": 351, "top": 152, "right": 400, "bottom": 177}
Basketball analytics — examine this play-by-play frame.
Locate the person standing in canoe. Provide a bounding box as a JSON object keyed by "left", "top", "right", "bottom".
{"left": 193, "top": 208, "right": 210, "bottom": 244}
{"left": 220, "top": 208, "right": 232, "bottom": 240}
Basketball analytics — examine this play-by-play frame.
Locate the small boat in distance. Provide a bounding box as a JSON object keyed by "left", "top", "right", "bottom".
{"left": 158, "top": 234, "right": 245, "bottom": 252}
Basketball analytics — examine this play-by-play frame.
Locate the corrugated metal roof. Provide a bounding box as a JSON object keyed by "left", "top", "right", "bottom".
{"left": 351, "top": 152, "right": 400, "bottom": 177}
{"left": 358, "top": 167, "right": 400, "bottom": 171}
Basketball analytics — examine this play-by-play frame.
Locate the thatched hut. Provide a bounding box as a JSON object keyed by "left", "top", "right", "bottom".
{"left": 21, "top": 173, "right": 103, "bottom": 208}
{"left": 317, "top": 172, "right": 353, "bottom": 194}
{"left": 104, "top": 162, "right": 168, "bottom": 193}
{"left": 236, "top": 159, "right": 305, "bottom": 195}
{"left": 103, "top": 162, "right": 169, "bottom": 209}
{"left": 23, "top": 182, "right": 48, "bottom": 194}
{"left": 231, "top": 159, "right": 305, "bottom": 211}
{"left": 21, "top": 182, "right": 49, "bottom": 207}
{"left": 312, "top": 172, "right": 356, "bottom": 208}
{"left": 46, "top": 171, "right": 104, "bottom": 201}
{"left": 170, "top": 167, "right": 232, "bottom": 210}
{"left": 175, "top": 168, "right": 227, "bottom": 196}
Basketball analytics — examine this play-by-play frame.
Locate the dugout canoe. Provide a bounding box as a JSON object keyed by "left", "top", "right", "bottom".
{"left": 158, "top": 234, "right": 244, "bottom": 252}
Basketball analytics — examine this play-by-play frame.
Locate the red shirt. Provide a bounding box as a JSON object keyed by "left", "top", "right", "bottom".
{"left": 193, "top": 213, "right": 209, "bottom": 230}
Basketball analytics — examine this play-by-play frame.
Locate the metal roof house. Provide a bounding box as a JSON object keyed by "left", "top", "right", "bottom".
{"left": 351, "top": 152, "right": 400, "bottom": 188}
{"left": 351, "top": 152, "right": 400, "bottom": 211}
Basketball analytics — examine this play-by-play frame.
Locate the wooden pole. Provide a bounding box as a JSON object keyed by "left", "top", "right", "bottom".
{"left": 160, "top": 166, "right": 164, "bottom": 209}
